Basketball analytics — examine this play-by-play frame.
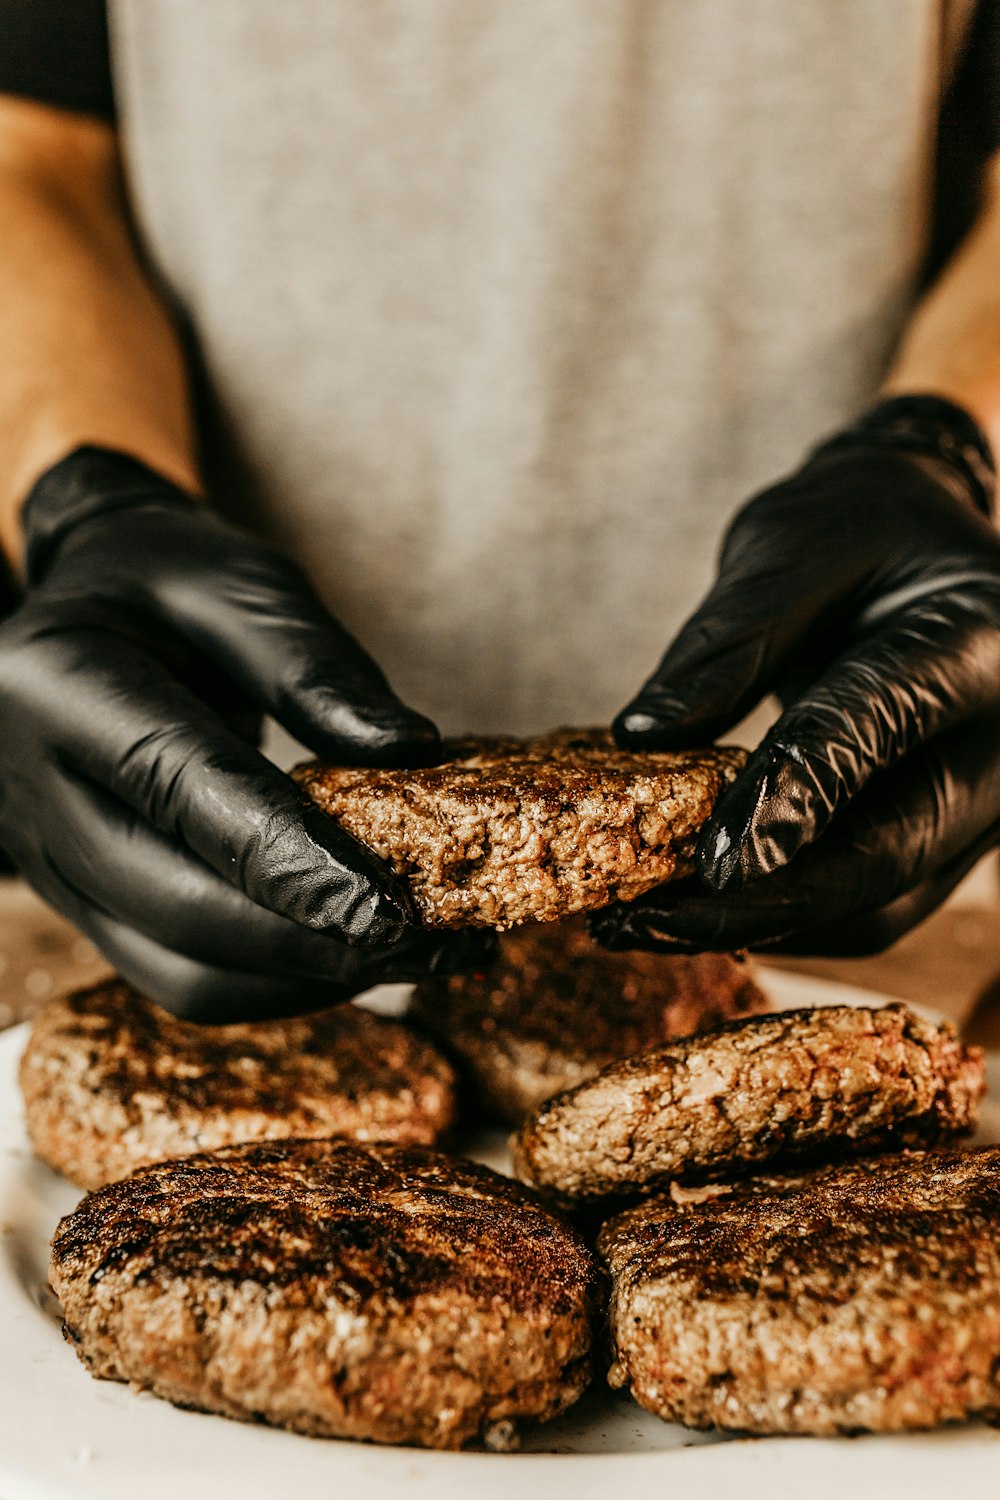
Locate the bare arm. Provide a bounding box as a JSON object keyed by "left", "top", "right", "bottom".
{"left": 884, "top": 152, "right": 1000, "bottom": 458}
{"left": 0, "top": 96, "right": 199, "bottom": 563}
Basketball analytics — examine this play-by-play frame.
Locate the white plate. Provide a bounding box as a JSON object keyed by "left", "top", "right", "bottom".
{"left": 2, "top": 969, "right": 1000, "bottom": 1500}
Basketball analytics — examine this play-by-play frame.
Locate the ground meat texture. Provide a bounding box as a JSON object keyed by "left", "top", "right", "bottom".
{"left": 599, "top": 1147, "right": 1000, "bottom": 1434}
{"left": 512, "top": 1004, "right": 984, "bottom": 1205}
{"left": 293, "top": 728, "right": 745, "bottom": 929}
{"left": 51, "top": 1139, "right": 602, "bottom": 1450}
{"left": 411, "top": 919, "right": 770, "bottom": 1123}
{"left": 20, "top": 981, "right": 458, "bottom": 1190}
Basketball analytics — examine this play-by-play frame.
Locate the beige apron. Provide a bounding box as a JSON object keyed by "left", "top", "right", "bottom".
{"left": 111, "top": 1, "right": 968, "bottom": 735}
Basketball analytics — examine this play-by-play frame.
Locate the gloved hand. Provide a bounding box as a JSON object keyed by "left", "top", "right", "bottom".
{"left": 0, "top": 445, "right": 488, "bottom": 1021}
{"left": 594, "top": 395, "right": 1000, "bottom": 956}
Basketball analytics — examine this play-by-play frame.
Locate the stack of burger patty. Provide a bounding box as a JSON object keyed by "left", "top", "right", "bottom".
{"left": 511, "top": 1002, "right": 993, "bottom": 1434}
{"left": 408, "top": 917, "right": 770, "bottom": 1123}
{"left": 21, "top": 729, "right": 999, "bottom": 1447}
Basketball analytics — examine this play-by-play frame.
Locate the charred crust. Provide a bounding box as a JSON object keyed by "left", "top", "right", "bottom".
{"left": 19, "top": 981, "right": 458, "bottom": 1189}
{"left": 598, "top": 1147, "right": 1000, "bottom": 1434}
{"left": 49, "top": 1139, "right": 601, "bottom": 1449}
{"left": 293, "top": 728, "right": 745, "bottom": 929}
{"left": 411, "top": 919, "right": 769, "bottom": 1124}
{"left": 513, "top": 1004, "right": 985, "bottom": 1204}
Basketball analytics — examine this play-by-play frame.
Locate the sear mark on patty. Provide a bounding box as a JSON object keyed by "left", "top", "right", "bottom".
{"left": 51, "top": 1138, "right": 602, "bottom": 1450}
{"left": 20, "top": 980, "right": 458, "bottom": 1190}
{"left": 599, "top": 1146, "right": 1000, "bottom": 1434}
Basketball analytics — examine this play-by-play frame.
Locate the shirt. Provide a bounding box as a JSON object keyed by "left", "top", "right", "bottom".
{"left": 2, "top": 1, "right": 998, "bottom": 735}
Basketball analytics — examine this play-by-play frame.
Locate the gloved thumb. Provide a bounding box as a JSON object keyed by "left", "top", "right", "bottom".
{"left": 614, "top": 576, "right": 781, "bottom": 749}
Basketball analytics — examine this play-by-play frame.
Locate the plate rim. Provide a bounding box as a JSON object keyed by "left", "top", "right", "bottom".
{"left": 3, "top": 967, "right": 999, "bottom": 1500}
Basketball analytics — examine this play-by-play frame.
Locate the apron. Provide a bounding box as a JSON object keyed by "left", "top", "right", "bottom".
{"left": 111, "top": 0, "right": 965, "bottom": 734}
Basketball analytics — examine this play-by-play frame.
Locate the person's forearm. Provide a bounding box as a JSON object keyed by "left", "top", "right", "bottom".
{"left": 883, "top": 152, "right": 1000, "bottom": 459}
{"left": 0, "top": 97, "right": 199, "bottom": 566}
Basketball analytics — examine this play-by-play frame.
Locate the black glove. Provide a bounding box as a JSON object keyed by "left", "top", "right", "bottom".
{"left": 0, "top": 446, "right": 488, "bottom": 1021}
{"left": 594, "top": 395, "right": 1000, "bottom": 956}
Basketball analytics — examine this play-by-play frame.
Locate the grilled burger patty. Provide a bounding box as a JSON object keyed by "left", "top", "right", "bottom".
{"left": 51, "top": 1139, "right": 601, "bottom": 1449}
{"left": 411, "top": 919, "right": 769, "bottom": 1123}
{"left": 21, "top": 981, "right": 458, "bottom": 1190}
{"left": 513, "top": 1004, "right": 984, "bottom": 1204}
{"left": 600, "top": 1146, "right": 1000, "bottom": 1434}
{"left": 294, "top": 728, "right": 745, "bottom": 929}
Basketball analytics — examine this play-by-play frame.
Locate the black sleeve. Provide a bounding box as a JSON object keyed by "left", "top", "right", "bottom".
{"left": 0, "top": 0, "right": 115, "bottom": 122}
{"left": 927, "top": 0, "right": 1000, "bottom": 281}
{"left": 957, "top": 0, "right": 1000, "bottom": 157}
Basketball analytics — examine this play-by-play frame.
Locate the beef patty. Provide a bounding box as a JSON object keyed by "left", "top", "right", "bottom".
{"left": 20, "top": 981, "right": 458, "bottom": 1190}
{"left": 512, "top": 1004, "right": 984, "bottom": 1204}
{"left": 294, "top": 728, "right": 744, "bottom": 929}
{"left": 51, "top": 1139, "right": 601, "bottom": 1449}
{"left": 600, "top": 1146, "right": 1000, "bottom": 1434}
{"left": 410, "top": 919, "right": 770, "bottom": 1123}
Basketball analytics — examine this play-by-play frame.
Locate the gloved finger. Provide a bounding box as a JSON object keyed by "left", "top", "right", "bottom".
{"left": 34, "top": 765, "right": 488, "bottom": 983}
{"left": 8, "top": 853, "right": 349, "bottom": 1021}
{"left": 75, "top": 911, "right": 360, "bottom": 1023}
{"left": 760, "top": 835, "right": 997, "bottom": 957}
{"left": 85, "top": 905, "right": 492, "bottom": 1023}
{"left": 24, "top": 624, "right": 414, "bottom": 946}
{"left": 698, "top": 595, "right": 1000, "bottom": 890}
{"left": 590, "top": 721, "right": 1000, "bottom": 954}
{"left": 610, "top": 449, "right": 1000, "bottom": 753}
{"left": 612, "top": 538, "right": 838, "bottom": 749}
{"left": 18, "top": 851, "right": 491, "bottom": 1023}
{"left": 128, "top": 512, "right": 441, "bottom": 765}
